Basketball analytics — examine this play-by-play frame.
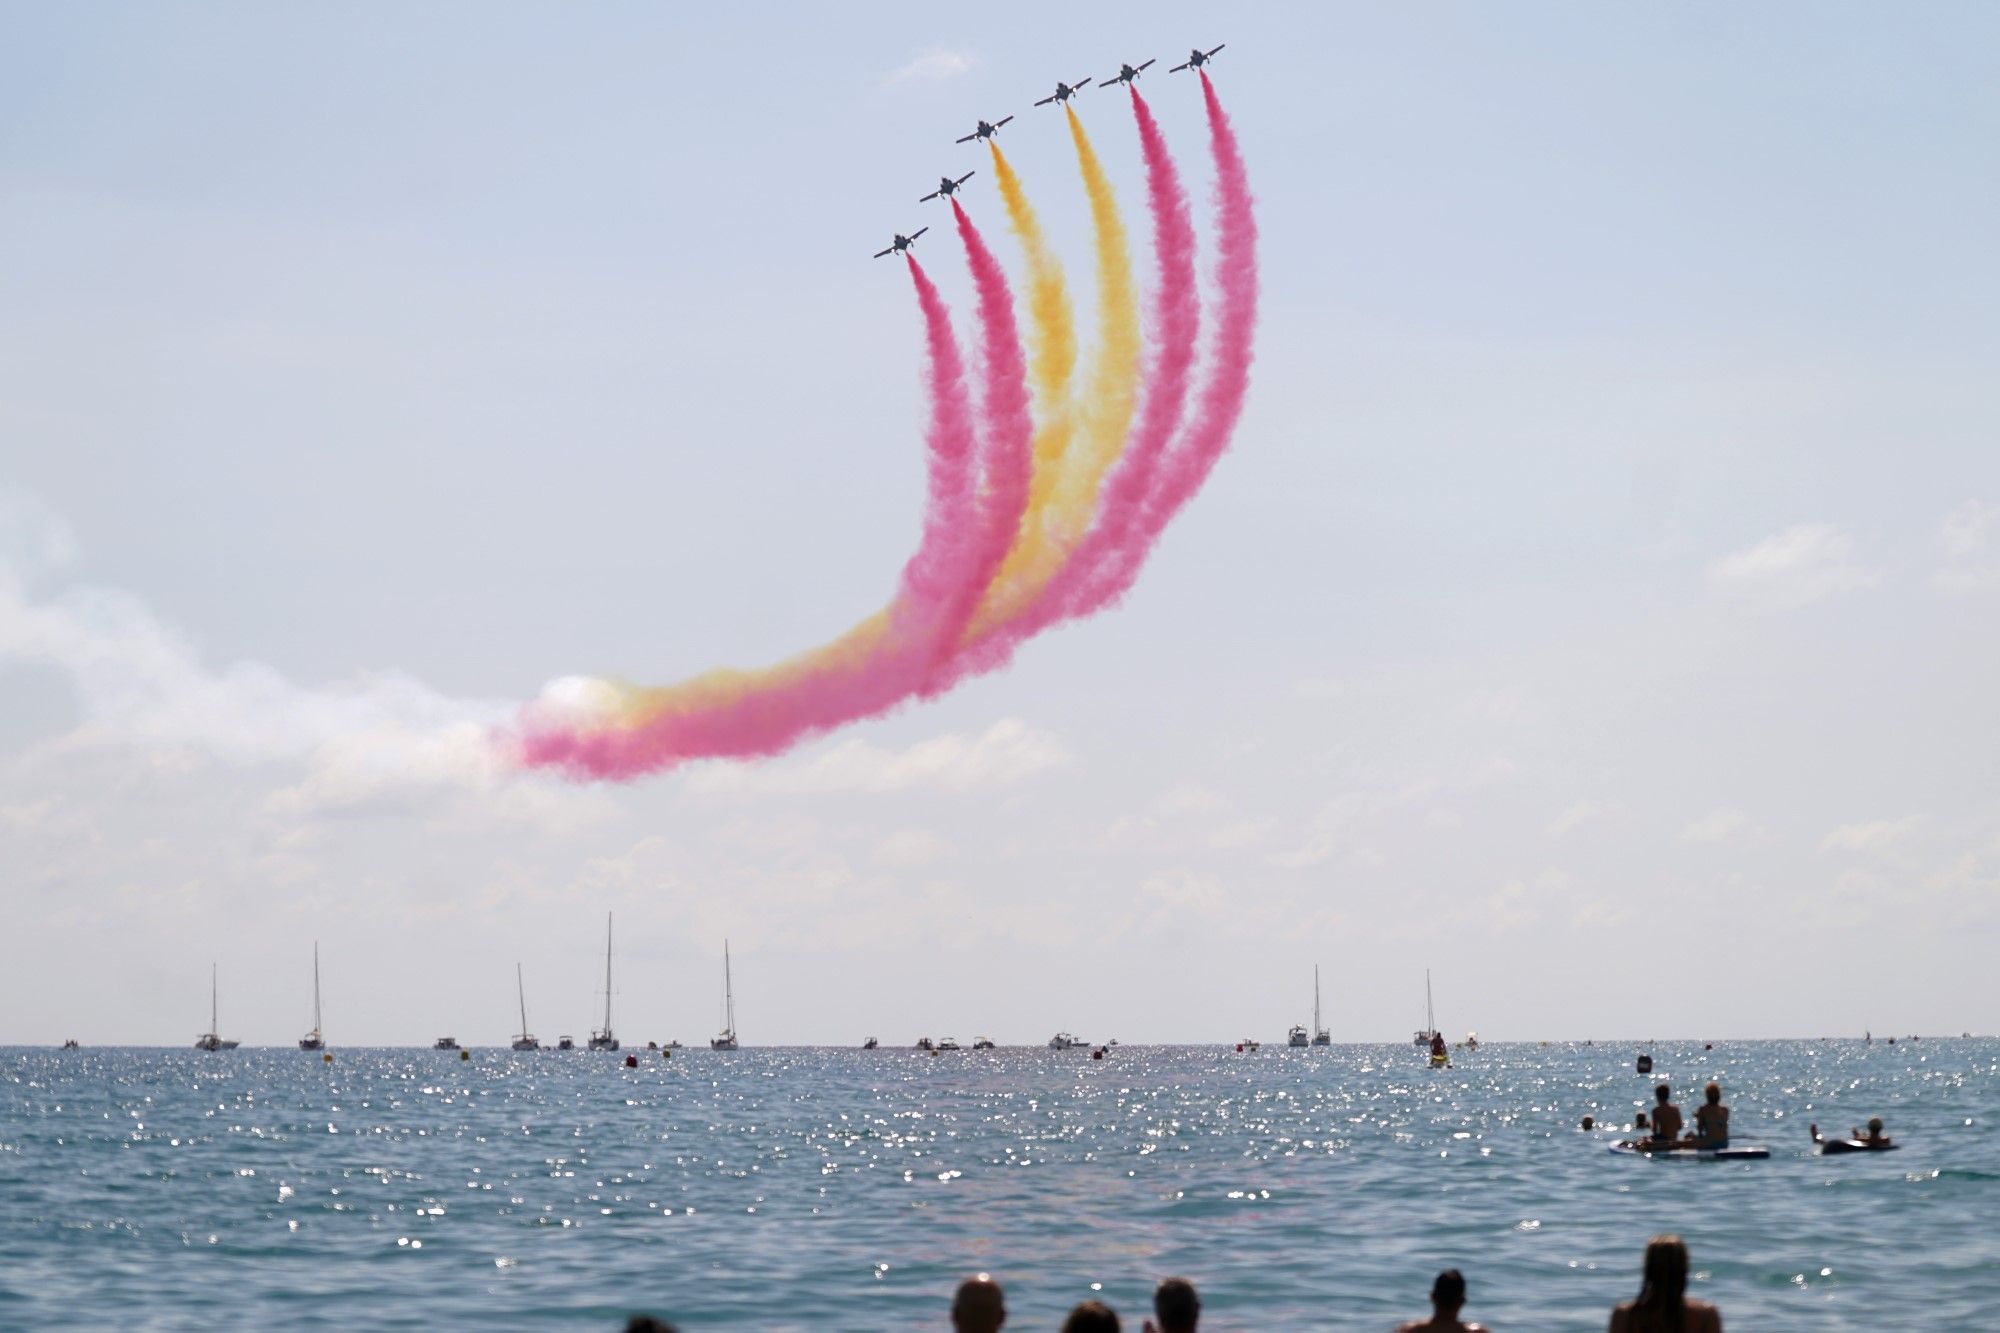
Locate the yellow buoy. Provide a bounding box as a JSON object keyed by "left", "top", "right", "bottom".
{"left": 460, "top": 1049, "right": 471, "bottom": 1061}
{"left": 322, "top": 1052, "right": 333, "bottom": 1064}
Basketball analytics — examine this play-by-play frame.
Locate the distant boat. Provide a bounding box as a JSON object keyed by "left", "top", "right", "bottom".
{"left": 915, "top": 1036, "right": 937, "bottom": 1052}
{"left": 194, "top": 963, "right": 239, "bottom": 1051}
{"left": 588, "top": 912, "right": 620, "bottom": 1052}
{"left": 973, "top": 1036, "right": 996, "bottom": 1050}
{"left": 1287, "top": 1024, "right": 1310, "bottom": 1047}
{"left": 61, "top": 1039, "right": 80, "bottom": 1050}
{"left": 862, "top": 1037, "right": 879, "bottom": 1050}
{"left": 511, "top": 963, "right": 540, "bottom": 1051}
{"left": 710, "top": 939, "right": 739, "bottom": 1050}
{"left": 937, "top": 1037, "right": 962, "bottom": 1051}
{"left": 1413, "top": 968, "right": 1441, "bottom": 1048}
{"left": 1048, "top": 1032, "right": 1083, "bottom": 1050}
{"left": 1236, "top": 1037, "right": 1262, "bottom": 1053}
{"left": 555, "top": 1035, "right": 576, "bottom": 1051}
{"left": 298, "top": 942, "right": 325, "bottom": 1052}
{"left": 434, "top": 1036, "right": 461, "bottom": 1051}
{"left": 1312, "top": 965, "right": 1331, "bottom": 1045}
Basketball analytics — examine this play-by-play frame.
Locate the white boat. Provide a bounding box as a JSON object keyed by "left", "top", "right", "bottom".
{"left": 298, "top": 942, "right": 325, "bottom": 1051}
{"left": 555, "top": 1035, "right": 576, "bottom": 1051}
{"left": 1312, "top": 964, "right": 1331, "bottom": 1045}
{"left": 915, "top": 1036, "right": 937, "bottom": 1051}
{"left": 710, "top": 939, "right": 739, "bottom": 1050}
{"left": 1048, "top": 1032, "right": 1084, "bottom": 1050}
{"left": 1236, "top": 1037, "right": 1261, "bottom": 1052}
{"left": 434, "top": 1036, "right": 460, "bottom": 1051}
{"left": 511, "top": 963, "right": 540, "bottom": 1051}
{"left": 588, "top": 912, "right": 620, "bottom": 1052}
{"left": 194, "top": 963, "right": 239, "bottom": 1051}
{"left": 1287, "top": 1024, "right": 1310, "bottom": 1047}
{"left": 972, "top": 1036, "right": 996, "bottom": 1050}
{"left": 937, "top": 1037, "right": 962, "bottom": 1051}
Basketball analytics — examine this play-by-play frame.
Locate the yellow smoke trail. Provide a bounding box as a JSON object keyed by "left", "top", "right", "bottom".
{"left": 967, "top": 142, "right": 1079, "bottom": 636}
{"left": 1051, "top": 105, "right": 1142, "bottom": 555}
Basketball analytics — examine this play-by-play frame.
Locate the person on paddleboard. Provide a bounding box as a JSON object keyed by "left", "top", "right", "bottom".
{"left": 1647, "top": 1084, "right": 1684, "bottom": 1144}
{"left": 1689, "top": 1082, "right": 1729, "bottom": 1149}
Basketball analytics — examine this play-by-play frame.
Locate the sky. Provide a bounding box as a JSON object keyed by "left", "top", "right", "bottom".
{"left": 2, "top": 3, "right": 1996, "bottom": 1046}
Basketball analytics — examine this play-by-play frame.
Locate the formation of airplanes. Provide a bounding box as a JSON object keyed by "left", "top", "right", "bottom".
{"left": 875, "top": 43, "right": 1223, "bottom": 258}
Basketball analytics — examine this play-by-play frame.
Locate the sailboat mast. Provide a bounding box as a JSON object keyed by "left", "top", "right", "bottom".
{"left": 724, "top": 939, "right": 734, "bottom": 1033}
{"left": 312, "top": 942, "right": 322, "bottom": 1031}
{"left": 1314, "top": 964, "right": 1322, "bottom": 1034}
{"left": 1426, "top": 968, "right": 1435, "bottom": 1035}
{"left": 517, "top": 962, "right": 529, "bottom": 1035}
{"left": 211, "top": 962, "right": 218, "bottom": 1034}
{"left": 602, "top": 913, "right": 614, "bottom": 1032}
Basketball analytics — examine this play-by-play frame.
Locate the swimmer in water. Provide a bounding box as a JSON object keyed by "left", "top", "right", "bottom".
{"left": 1811, "top": 1116, "right": 1893, "bottom": 1149}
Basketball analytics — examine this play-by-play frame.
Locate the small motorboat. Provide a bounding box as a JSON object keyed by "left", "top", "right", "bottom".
{"left": 1235, "top": 1038, "right": 1261, "bottom": 1053}
{"left": 973, "top": 1036, "right": 996, "bottom": 1050}
{"left": 1287, "top": 1024, "right": 1310, "bottom": 1048}
{"left": 862, "top": 1037, "right": 879, "bottom": 1050}
{"left": 1048, "top": 1032, "right": 1084, "bottom": 1050}
{"left": 937, "top": 1037, "right": 962, "bottom": 1051}
{"left": 61, "top": 1039, "right": 80, "bottom": 1050}
{"left": 434, "top": 1036, "right": 460, "bottom": 1051}
{"left": 555, "top": 1035, "right": 576, "bottom": 1052}
{"left": 915, "top": 1036, "right": 937, "bottom": 1052}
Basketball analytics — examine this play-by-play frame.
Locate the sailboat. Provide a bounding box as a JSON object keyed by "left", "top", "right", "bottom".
{"left": 511, "top": 963, "right": 540, "bottom": 1051}
{"left": 194, "top": 963, "right": 239, "bottom": 1051}
{"left": 710, "top": 939, "right": 739, "bottom": 1050}
{"left": 1413, "top": 968, "right": 1441, "bottom": 1047}
{"left": 298, "top": 942, "right": 325, "bottom": 1051}
{"left": 588, "top": 912, "right": 620, "bottom": 1051}
{"left": 1312, "top": 964, "right": 1331, "bottom": 1045}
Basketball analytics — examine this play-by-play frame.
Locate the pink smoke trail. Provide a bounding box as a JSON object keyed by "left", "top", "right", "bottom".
{"left": 912, "top": 199, "right": 1037, "bottom": 698}
{"left": 931, "top": 84, "right": 1202, "bottom": 686}
{"left": 516, "top": 256, "right": 984, "bottom": 778}
{"left": 1073, "top": 72, "right": 1258, "bottom": 614}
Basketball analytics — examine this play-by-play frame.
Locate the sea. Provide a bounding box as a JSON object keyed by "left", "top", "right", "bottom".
{"left": 1, "top": 1039, "right": 1993, "bottom": 1330}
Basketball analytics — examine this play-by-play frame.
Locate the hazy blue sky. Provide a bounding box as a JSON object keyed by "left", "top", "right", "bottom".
{"left": 3, "top": 3, "right": 1996, "bottom": 1045}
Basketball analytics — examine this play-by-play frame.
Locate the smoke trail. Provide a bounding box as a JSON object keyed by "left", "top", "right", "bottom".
{"left": 1052, "top": 106, "right": 1142, "bottom": 553}
{"left": 967, "top": 142, "right": 1078, "bottom": 636}
{"left": 516, "top": 257, "right": 982, "bottom": 778}
{"left": 914, "top": 199, "right": 1035, "bottom": 697}
{"left": 1073, "top": 72, "right": 1257, "bottom": 614}
{"left": 931, "top": 84, "right": 1201, "bottom": 686}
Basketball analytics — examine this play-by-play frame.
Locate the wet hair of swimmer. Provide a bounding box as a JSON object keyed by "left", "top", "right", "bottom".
{"left": 1432, "top": 1269, "right": 1467, "bottom": 1311}
{"left": 1581, "top": 1115, "right": 1595, "bottom": 1130}
{"left": 1869, "top": 1116, "right": 1885, "bottom": 1134}
{"left": 1152, "top": 1277, "right": 1199, "bottom": 1333}
{"left": 1705, "top": 1082, "right": 1722, "bottom": 1104}
{"left": 1655, "top": 1083, "right": 1672, "bottom": 1104}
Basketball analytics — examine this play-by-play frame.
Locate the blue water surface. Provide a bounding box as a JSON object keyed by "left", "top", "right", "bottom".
{"left": 1, "top": 1040, "right": 1993, "bottom": 1329}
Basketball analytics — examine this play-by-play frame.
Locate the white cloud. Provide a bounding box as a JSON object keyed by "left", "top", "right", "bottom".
{"left": 1546, "top": 800, "right": 1609, "bottom": 837}
{"left": 887, "top": 48, "right": 975, "bottom": 84}
{"left": 1708, "top": 523, "right": 1881, "bottom": 605}
{"left": 1682, "top": 808, "right": 1760, "bottom": 844}
{"left": 871, "top": 827, "right": 954, "bottom": 868}
{"left": 1821, "top": 815, "right": 1924, "bottom": 855}
{"left": 681, "top": 718, "right": 1068, "bottom": 797}
{"left": 1934, "top": 500, "right": 2000, "bottom": 593}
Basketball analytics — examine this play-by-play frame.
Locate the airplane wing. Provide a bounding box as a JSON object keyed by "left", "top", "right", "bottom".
{"left": 995, "top": 116, "right": 1012, "bottom": 128}
{"left": 919, "top": 191, "right": 940, "bottom": 202}
{"left": 956, "top": 172, "right": 975, "bottom": 186}
{"left": 1138, "top": 59, "right": 1155, "bottom": 71}
{"left": 873, "top": 248, "right": 894, "bottom": 259}
{"left": 1076, "top": 77, "right": 1093, "bottom": 89}
{"left": 1207, "top": 44, "right": 1225, "bottom": 57}
{"left": 954, "top": 133, "right": 977, "bottom": 144}
{"left": 1169, "top": 62, "right": 1190, "bottom": 72}
{"left": 1034, "top": 95, "right": 1055, "bottom": 106}
{"left": 911, "top": 227, "right": 928, "bottom": 240}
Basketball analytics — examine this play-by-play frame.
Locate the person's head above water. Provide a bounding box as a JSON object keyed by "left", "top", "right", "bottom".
{"left": 952, "top": 1274, "right": 1006, "bottom": 1333}
{"left": 1152, "top": 1277, "right": 1199, "bottom": 1332}
{"left": 1704, "top": 1082, "right": 1722, "bottom": 1105}
{"left": 1431, "top": 1269, "right": 1467, "bottom": 1314}
{"left": 1655, "top": 1083, "right": 1673, "bottom": 1105}
{"left": 1868, "top": 1116, "right": 1885, "bottom": 1135}
{"left": 1638, "top": 1235, "right": 1691, "bottom": 1307}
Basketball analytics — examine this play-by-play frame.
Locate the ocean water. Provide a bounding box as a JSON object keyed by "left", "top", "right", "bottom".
{"left": 1, "top": 1040, "right": 1992, "bottom": 1330}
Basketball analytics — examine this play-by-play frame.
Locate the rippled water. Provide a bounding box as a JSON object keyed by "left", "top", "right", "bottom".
{"left": 1, "top": 1040, "right": 1993, "bottom": 1329}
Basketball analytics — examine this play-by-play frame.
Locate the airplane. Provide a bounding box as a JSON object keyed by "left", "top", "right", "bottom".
{"left": 954, "top": 116, "right": 1013, "bottom": 145}
{"left": 1169, "top": 44, "right": 1225, "bottom": 73}
{"left": 919, "top": 171, "right": 975, "bottom": 203}
{"left": 872, "top": 228, "right": 929, "bottom": 259}
{"left": 1033, "top": 78, "right": 1092, "bottom": 107}
{"left": 1101, "top": 59, "right": 1154, "bottom": 87}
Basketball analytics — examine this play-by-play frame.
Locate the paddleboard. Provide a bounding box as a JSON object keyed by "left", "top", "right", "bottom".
{"left": 1609, "top": 1142, "right": 1770, "bottom": 1161}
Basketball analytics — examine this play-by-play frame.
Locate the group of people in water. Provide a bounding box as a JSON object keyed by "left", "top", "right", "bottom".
{"left": 927, "top": 1237, "right": 1724, "bottom": 1330}
{"left": 1576, "top": 1080, "right": 1895, "bottom": 1154}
